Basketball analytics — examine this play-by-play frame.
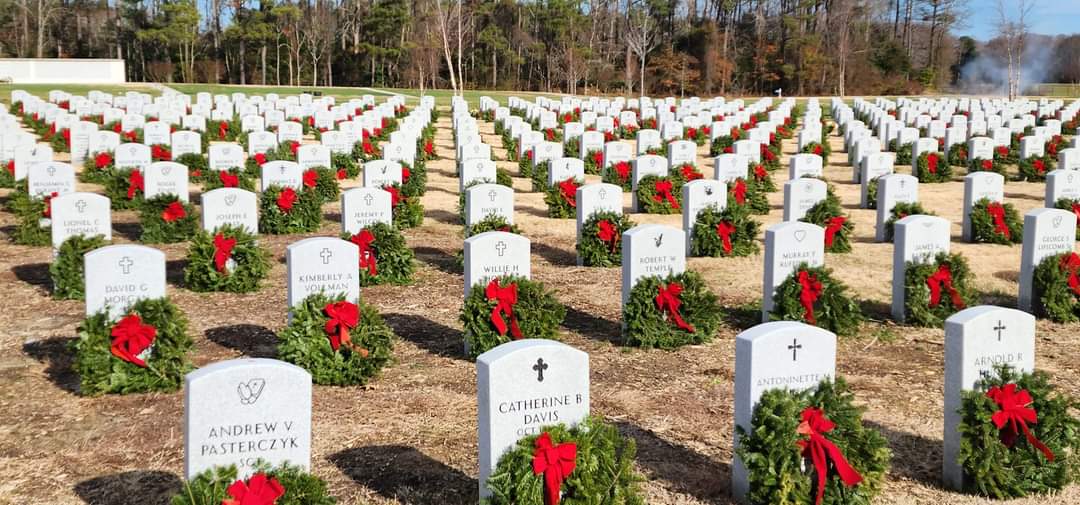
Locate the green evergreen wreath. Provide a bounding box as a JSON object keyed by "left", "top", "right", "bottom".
{"left": 386, "top": 184, "right": 423, "bottom": 229}
{"left": 736, "top": 377, "right": 891, "bottom": 505}
{"left": 340, "top": 222, "right": 415, "bottom": 286}
{"left": 969, "top": 198, "right": 1023, "bottom": 245}
{"left": 543, "top": 177, "right": 581, "bottom": 218}
{"left": 956, "top": 365, "right": 1080, "bottom": 499}
{"left": 892, "top": 141, "right": 913, "bottom": 165}
{"left": 583, "top": 149, "right": 603, "bottom": 175}
{"left": 201, "top": 167, "right": 257, "bottom": 191}
{"left": 401, "top": 161, "right": 429, "bottom": 198}
{"left": 948, "top": 143, "right": 969, "bottom": 167}
{"left": 183, "top": 225, "right": 271, "bottom": 293}
{"left": 1054, "top": 198, "right": 1080, "bottom": 231}
{"left": 1033, "top": 252, "right": 1080, "bottom": 322}
{"left": 623, "top": 271, "right": 722, "bottom": 349}
{"left": 277, "top": 293, "right": 395, "bottom": 386}
{"left": 601, "top": 161, "right": 633, "bottom": 191}
{"left": 531, "top": 160, "right": 550, "bottom": 192}
{"left": 904, "top": 252, "right": 976, "bottom": 327}
{"left": 49, "top": 129, "right": 70, "bottom": 153}
{"left": 995, "top": 144, "right": 1018, "bottom": 166}
{"left": 303, "top": 166, "right": 340, "bottom": 203}
{"left": 460, "top": 275, "right": 566, "bottom": 359}
{"left": 175, "top": 153, "right": 209, "bottom": 180}
{"left": 484, "top": 416, "right": 646, "bottom": 505}
{"left": 71, "top": 297, "right": 195, "bottom": 396}
{"left": 760, "top": 144, "right": 782, "bottom": 172}
{"left": 0, "top": 161, "right": 16, "bottom": 188}
{"left": 727, "top": 177, "right": 771, "bottom": 215}
{"left": 518, "top": 152, "right": 534, "bottom": 178}
{"left": 710, "top": 131, "right": 741, "bottom": 156}
{"left": 81, "top": 151, "right": 114, "bottom": 183}
{"left": 332, "top": 152, "right": 360, "bottom": 179}
{"left": 750, "top": 163, "right": 778, "bottom": 192}
{"left": 259, "top": 186, "right": 323, "bottom": 235}
{"left": 801, "top": 141, "right": 832, "bottom": 159}
{"left": 10, "top": 189, "right": 50, "bottom": 246}
{"left": 915, "top": 152, "right": 952, "bottom": 183}
{"left": 634, "top": 175, "right": 684, "bottom": 214}
{"left": 770, "top": 264, "right": 865, "bottom": 336}
{"left": 865, "top": 179, "right": 879, "bottom": 209}
{"left": 50, "top": 234, "right": 108, "bottom": 300}
{"left": 883, "top": 201, "right": 933, "bottom": 242}
{"left": 103, "top": 168, "right": 145, "bottom": 210}
{"left": 139, "top": 195, "right": 198, "bottom": 244}
{"left": 691, "top": 204, "right": 760, "bottom": 257}
{"left": 564, "top": 137, "right": 580, "bottom": 158}
{"left": 577, "top": 211, "right": 634, "bottom": 267}
{"left": 968, "top": 157, "right": 1006, "bottom": 177}
{"left": 802, "top": 198, "right": 854, "bottom": 253}
{"left": 172, "top": 462, "right": 336, "bottom": 505}
{"left": 1017, "top": 155, "right": 1053, "bottom": 182}
{"left": 465, "top": 214, "right": 522, "bottom": 239}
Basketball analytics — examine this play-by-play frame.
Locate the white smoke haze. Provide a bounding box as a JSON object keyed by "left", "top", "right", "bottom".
{"left": 956, "top": 39, "right": 1057, "bottom": 95}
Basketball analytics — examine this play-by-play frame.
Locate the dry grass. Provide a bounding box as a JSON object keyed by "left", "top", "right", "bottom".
{"left": 0, "top": 111, "right": 1077, "bottom": 505}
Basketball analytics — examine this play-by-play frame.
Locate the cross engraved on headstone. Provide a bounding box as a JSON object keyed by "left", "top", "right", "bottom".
{"left": 488, "top": 189, "right": 497, "bottom": 202}
{"left": 899, "top": 179, "right": 906, "bottom": 189}
{"left": 495, "top": 241, "right": 507, "bottom": 256}
{"left": 119, "top": 256, "right": 134, "bottom": 274}
{"left": 788, "top": 338, "right": 803, "bottom": 361}
{"left": 598, "top": 188, "right": 607, "bottom": 200}
{"left": 532, "top": 358, "right": 548, "bottom": 382}
{"left": 994, "top": 320, "right": 1006, "bottom": 342}
{"left": 363, "top": 194, "right": 374, "bottom": 206}
{"left": 320, "top": 248, "right": 333, "bottom": 264}
{"left": 75, "top": 200, "right": 87, "bottom": 213}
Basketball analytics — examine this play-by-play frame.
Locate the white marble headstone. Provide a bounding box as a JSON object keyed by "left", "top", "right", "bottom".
{"left": 201, "top": 188, "right": 258, "bottom": 233}
{"left": 84, "top": 244, "right": 166, "bottom": 319}
{"left": 762, "top": 222, "right": 825, "bottom": 320}
{"left": 285, "top": 237, "right": 360, "bottom": 308}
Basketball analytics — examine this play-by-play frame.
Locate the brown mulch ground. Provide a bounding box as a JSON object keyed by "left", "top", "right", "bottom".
{"left": 0, "top": 109, "right": 1077, "bottom": 505}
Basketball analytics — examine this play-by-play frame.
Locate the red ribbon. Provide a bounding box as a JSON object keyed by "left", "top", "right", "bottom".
{"left": 350, "top": 229, "right": 378, "bottom": 276}
{"left": 219, "top": 171, "right": 239, "bottom": 188}
{"left": 731, "top": 179, "right": 747, "bottom": 205}
{"left": 277, "top": 187, "right": 297, "bottom": 212}
{"left": 686, "top": 127, "right": 698, "bottom": 139}
{"left": 813, "top": 145, "right": 823, "bottom": 156}
{"left": 362, "top": 140, "right": 375, "bottom": 155}
{"left": 223, "top": 472, "right": 285, "bottom": 505}
{"left": 1033, "top": 159, "right": 1046, "bottom": 174}
{"left": 151, "top": 144, "right": 171, "bottom": 161}
{"left": 545, "top": 128, "right": 556, "bottom": 141}
{"left": 402, "top": 166, "right": 411, "bottom": 183}
{"left": 6, "top": 159, "right": 15, "bottom": 175}
{"left": 981, "top": 159, "right": 993, "bottom": 171}
{"left": 289, "top": 141, "right": 299, "bottom": 156}
{"left": 254, "top": 152, "right": 268, "bottom": 166}
{"left": 161, "top": 201, "right": 186, "bottom": 223}
{"left": 385, "top": 186, "right": 402, "bottom": 207}
{"left": 723, "top": 146, "right": 734, "bottom": 154}
{"left": 43, "top": 192, "right": 59, "bottom": 217}
{"left": 531, "top": 432, "right": 577, "bottom": 505}
{"left": 127, "top": 169, "right": 144, "bottom": 199}
{"left": 753, "top": 164, "right": 768, "bottom": 182}
{"left": 61, "top": 128, "right": 71, "bottom": 146}
{"left": 614, "top": 161, "right": 630, "bottom": 182}
{"left": 986, "top": 202, "right": 1011, "bottom": 239}
{"left": 655, "top": 282, "right": 695, "bottom": 332}
{"left": 323, "top": 301, "right": 360, "bottom": 351}
{"left": 486, "top": 279, "right": 523, "bottom": 339}
{"left": 558, "top": 178, "right": 577, "bottom": 207}
{"left": 824, "top": 216, "right": 847, "bottom": 248}
{"left": 1059, "top": 253, "right": 1080, "bottom": 296}
{"left": 927, "top": 264, "right": 965, "bottom": 309}
{"left": 997, "top": 146, "right": 1009, "bottom": 157}
{"left": 95, "top": 152, "right": 112, "bottom": 169}
{"left": 218, "top": 121, "right": 228, "bottom": 140}
{"left": 927, "top": 153, "right": 939, "bottom": 174}
{"left": 653, "top": 180, "right": 680, "bottom": 209}
{"left": 798, "top": 407, "right": 864, "bottom": 505}
{"left": 680, "top": 164, "right": 703, "bottom": 181}
{"left": 424, "top": 141, "right": 434, "bottom": 155}
{"left": 213, "top": 233, "right": 237, "bottom": 273}
{"left": 986, "top": 384, "right": 1055, "bottom": 461}
{"left": 303, "top": 169, "right": 318, "bottom": 188}
{"left": 798, "top": 270, "right": 823, "bottom": 324}
{"left": 110, "top": 314, "right": 157, "bottom": 368}
{"left": 1071, "top": 203, "right": 1080, "bottom": 225}
{"left": 716, "top": 221, "right": 735, "bottom": 254}
{"left": 591, "top": 151, "right": 604, "bottom": 168}
{"left": 336, "top": 168, "right": 347, "bottom": 180}
{"left": 597, "top": 219, "right": 618, "bottom": 252}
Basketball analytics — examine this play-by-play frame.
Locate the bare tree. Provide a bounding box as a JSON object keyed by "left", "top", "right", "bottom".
{"left": 996, "top": 0, "right": 1034, "bottom": 99}
{"left": 625, "top": 2, "right": 658, "bottom": 98}
{"left": 433, "top": 0, "right": 459, "bottom": 94}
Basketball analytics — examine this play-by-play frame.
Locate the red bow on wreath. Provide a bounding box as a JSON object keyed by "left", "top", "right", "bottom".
{"left": 591, "top": 151, "right": 604, "bottom": 168}
{"left": 219, "top": 171, "right": 240, "bottom": 188}
{"left": 289, "top": 141, "right": 300, "bottom": 157}
{"left": 986, "top": 202, "right": 1011, "bottom": 239}
{"left": 1059, "top": 253, "right": 1080, "bottom": 296}
{"left": 213, "top": 233, "right": 237, "bottom": 273}
{"left": 1071, "top": 203, "right": 1080, "bottom": 224}
{"left": 486, "top": 278, "right": 523, "bottom": 339}
{"left": 350, "top": 229, "right": 378, "bottom": 276}
{"left": 996, "top": 146, "right": 1009, "bottom": 157}
{"left": 302, "top": 169, "right": 318, "bottom": 188}
{"left": 597, "top": 219, "right": 619, "bottom": 251}
{"left": 798, "top": 270, "right": 824, "bottom": 324}
{"left": 362, "top": 140, "right": 375, "bottom": 155}
{"left": 753, "top": 164, "right": 768, "bottom": 182}
{"left": 558, "top": 178, "right": 578, "bottom": 207}
{"left": 981, "top": 159, "right": 993, "bottom": 171}
{"left": 655, "top": 282, "right": 695, "bottom": 332}
{"left": 680, "top": 165, "right": 703, "bottom": 181}
{"left": 161, "top": 201, "right": 186, "bottom": 223}
{"left": 95, "top": 152, "right": 112, "bottom": 169}
{"left": 1033, "top": 159, "right": 1046, "bottom": 174}
{"left": 614, "top": 161, "right": 631, "bottom": 182}
{"left": 986, "top": 383, "right": 1055, "bottom": 461}
{"left": 797, "top": 407, "right": 864, "bottom": 505}
{"left": 731, "top": 179, "right": 747, "bottom": 205}
{"left": 716, "top": 221, "right": 735, "bottom": 254}
{"left": 336, "top": 168, "right": 347, "bottom": 180}
{"left": 323, "top": 301, "right": 360, "bottom": 352}
{"left": 532, "top": 432, "right": 577, "bottom": 505}
{"left": 653, "top": 180, "right": 680, "bottom": 209}
{"left": 926, "top": 264, "right": 965, "bottom": 309}
{"left": 127, "top": 169, "right": 144, "bottom": 199}
{"left": 813, "top": 145, "right": 823, "bottom": 156}
{"left": 42, "top": 192, "right": 58, "bottom": 218}
{"left": 218, "top": 121, "right": 229, "bottom": 140}
{"left": 926, "top": 153, "right": 939, "bottom": 174}
{"left": 424, "top": 141, "right": 434, "bottom": 156}
{"left": 110, "top": 314, "right": 157, "bottom": 368}
{"left": 223, "top": 472, "right": 285, "bottom": 505}
{"left": 723, "top": 146, "right": 734, "bottom": 154}
{"left": 254, "top": 152, "right": 268, "bottom": 166}
{"left": 824, "top": 216, "right": 847, "bottom": 248}
{"left": 384, "top": 186, "right": 403, "bottom": 207}
{"left": 276, "top": 187, "right": 297, "bottom": 212}
{"left": 402, "top": 166, "right": 411, "bottom": 183}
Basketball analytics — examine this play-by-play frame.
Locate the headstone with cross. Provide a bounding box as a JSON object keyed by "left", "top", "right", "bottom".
{"left": 463, "top": 231, "right": 530, "bottom": 298}
{"left": 84, "top": 244, "right": 166, "bottom": 320}
{"left": 465, "top": 184, "right": 513, "bottom": 230}
{"left": 575, "top": 183, "right": 623, "bottom": 266}
{"left": 1018, "top": 208, "right": 1077, "bottom": 311}
{"left": 201, "top": 188, "right": 258, "bottom": 233}
{"left": 891, "top": 215, "right": 952, "bottom": 322}
{"left": 459, "top": 158, "right": 498, "bottom": 193}
{"left": 713, "top": 153, "right": 751, "bottom": 183}
{"left": 285, "top": 237, "right": 360, "bottom": 310}
{"left": 260, "top": 161, "right": 303, "bottom": 191}
{"left": 340, "top": 187, "right": 393, "bottom": 235}
{"left": 762, "top": 221, "right": 825, "bottom": 321}
{"left": 476, "top": 339, "right": 589, "bottom": 499}
{"left": 875, "top": 174, "right": 919, "bottom": 242}
{"left": 27, "top": 161, "right": 75, "bottom": 198}
{"left": 50, "top": 192, "right": 111, "bottom": 250}
{"left": 943, "top": 306, "right": 1035, "bottom": 490}
{"left": 732, "top": 321, "right": 836, "bottom": 502}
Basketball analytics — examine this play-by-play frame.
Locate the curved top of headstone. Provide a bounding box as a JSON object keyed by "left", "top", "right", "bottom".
{"left": 944, "top": 305, "right": 1034, "bottom": 328}
{"left": 476, "top": 339, "right": 587, "bottom": 368}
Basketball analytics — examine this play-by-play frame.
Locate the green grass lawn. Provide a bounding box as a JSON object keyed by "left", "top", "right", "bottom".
{"left": 0, "top": 83, "right": 160, "bottom": 101}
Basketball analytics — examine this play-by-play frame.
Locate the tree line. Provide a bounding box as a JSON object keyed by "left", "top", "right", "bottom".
{"left": 0, "top": 0, "right": 1076, "bottom": 96}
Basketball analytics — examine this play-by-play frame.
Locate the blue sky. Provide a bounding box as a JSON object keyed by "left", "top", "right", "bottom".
{"left": 954, "top": 0, "right": 1080, "bottom": 40}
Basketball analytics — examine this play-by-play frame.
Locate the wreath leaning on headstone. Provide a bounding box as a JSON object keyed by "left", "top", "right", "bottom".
{"left": 484, "top": 415, "right": 646, "bottom": 505}
{"left": 691, "top": 204, "right": 760, "bottom": 257}
{"left": 915, "top": 151, "right": 952, "bottom": 183}
{"left": 71, "top": 297, "right": 195, "bottom": 396}
{"left": 1033, "top": 251, "right": 1080, "bottom": 323}
{"left": 103, "top": 167, "right": 146, "bottom": 210}
{"left": 750, "top": 163, "right": 778, "bottom": 192}
{"left": 1053, "top": 198, "right": 1080, "bottom": 232}
{"left": 50, "top": 234, "right": 108, "bottom": 300}
{"left": 400, "top": 160, "right": 428, "bottom": 198}
{"left": 956, "top": 364, "right": 1080, "bottom": 500}
{"left": 726, "top": 177, "right": 770, "bottom": 215}
{"left": 277, "top": 293, "right": 395, "bottom": 386}
{"left": 969, "top": 198, "right": 1023, "bottom": 245}
{"left": 201, "top": 167, "right": 257, "bottom": 191}
{"left": 623, "top": 271, "right": 723, "bottom": 349}
{"left": 174, "top": 153, "right": 208, "bottom": 180}
{"left": 736, "top": 377, "right": 891, "bottom": 505}
{"left": 183, "top": 224, "right": 271, "bottom": 293}
{"left": 600, "top": 160, "right": 633, "bottom": 191}
{"left": 544, "top": 177, "right": 582, "bottom": 219}
{"left": 341, "top": 222, "right": 415, "bottom": 287}
{"left": 139, "top": 195, "right": 198, "bottom": 244}
{"left": 577, "top": 211, "right": 635, "bottom": 267}
{"left": 968, "top": 157, "right": 1006, "bottom": 177}
{"left": 9, "top": 186, "right": 51, "bottom": 246}
{"left": 531, "top": 160, "right": 551, "bottom": 192}
{"left": 465, "top": 214, "right": 522, "bottom": 239}
{"left": 904, "top": 251, "right": 976, "bottom": 327}
{"left": 802, "top": 141, "right": 831, "bottom": 159}
{"left": 802, "top": 197, "right": 854, "bottom": 254}
{"left": 172, "top": 462, "right": 336, "bottom": 505}
{"left": 635, "top": 175, "right": 684, "bottom": 215}
{"left": 81, "top": 150, "right": 115, "bottom": 183}
{"left": 259, "top": 186, "right": 323, "bottom": 235}
{"left": 332, "top": 152, "right": 360, "bottom": 179}
{"left": 384, "top": 183, "right": 423, "bottom": 229}
{"left": 1017, "top": 155, "right": 1053, "bottom": 182}
{"left": 771, "top": 264, "right": 865, "bottom": 337}
{"left": 460, "top": 275, "right": 566, "bottom": 359}
{"left": 301, "top": 166, "right": 340, "bottom": 204}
